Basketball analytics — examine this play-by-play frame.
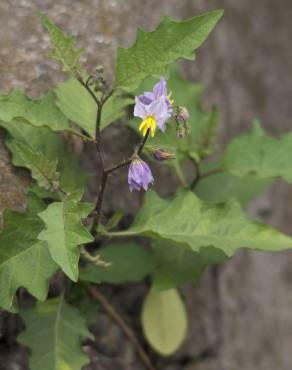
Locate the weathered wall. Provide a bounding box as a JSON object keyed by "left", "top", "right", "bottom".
{"left": 1, "top": 1, "right": 292, "bottom": 369}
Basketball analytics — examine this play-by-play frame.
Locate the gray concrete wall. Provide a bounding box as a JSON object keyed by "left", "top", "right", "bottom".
{"left": 1, "top": 1, "right": 292, "bottom": 369}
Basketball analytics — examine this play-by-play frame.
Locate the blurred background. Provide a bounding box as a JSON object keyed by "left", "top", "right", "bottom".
{"left": 0, "top": 1, "right": 292, "bottom": 369}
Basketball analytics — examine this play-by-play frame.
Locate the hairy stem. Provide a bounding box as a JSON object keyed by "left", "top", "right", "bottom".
{"left": 87, "top": 285, "right": 157, "bottom": 370}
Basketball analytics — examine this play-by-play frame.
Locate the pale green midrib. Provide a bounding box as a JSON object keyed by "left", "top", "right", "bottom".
{"left": 28, "top": 300, "right": 85, "bottom": 369}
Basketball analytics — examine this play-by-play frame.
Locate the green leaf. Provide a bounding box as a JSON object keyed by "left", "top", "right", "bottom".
{"left": 18, "top": 296, "right": 93, "bottom": 370}
{"left": 28, "top": 183, "right": 61, "bottom": 201}
{"left": 141, "top": 289, "right": 188, "bottom": 356}
{"left": 0, "top": 89, "right": 69, "bottom": 131}
{"left": 105, "top": 209, "right": 124, "bottom": 231}
{"left": 7, "top": 140, "right": 60, "bottom": 191}
{"left": 41, "top": 14, "right": 84, "bottom": 77}
{"left": 55, "top": 78, "right": 133, "bottom": 138}
{"left": 68, "top": 285, "right": 99, "bottom": 326}
{"left": 109, "top": 190, "right": 292, "bottom": 257}
{"left": 115, "top": 10, "right": 224, "bottom": 91}
{"left": 151, "top": 241, "right": 226, "bottom": 292}
{"left": 80, "top": 243, "right": 154, "bottom": 284}
{"left": 195, "top": 171, "right": 273, "bottom": 208}
{"left": 0, "top": 194, "right": 58, "bottom": 312}
{"left": 55, "top": 78, "right": 96, "bottom": 138}
{"left": 38, "top": 193, "right": 94, "bottom": 281}
{"left": 102, "top": 93, "right": 133, "bottom": 129}
{"left": 130, "top": 66, "right": 219, "bottom": 167}
{"left": 0, "top": 119, "right": 87, "bottom": 193}
{"left": 222, "top": 121, "right": 292, "bottom": 183}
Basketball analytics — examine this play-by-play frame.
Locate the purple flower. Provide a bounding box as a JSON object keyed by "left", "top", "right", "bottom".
{"left": 128, "top": 159, "right": 154, "bottom": 192}
{"left": 134, "top": 96, "right": 170, "bottom": 136}
{"left": 134, "top": 78, "right": 174, "bottom": 137}
{"left": 138, "top": 78, "right": 174, "bottom": 110}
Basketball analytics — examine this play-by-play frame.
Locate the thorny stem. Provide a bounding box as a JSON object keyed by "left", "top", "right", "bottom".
{"left": 87, "top": 285, "right": 157, "bottom": 370}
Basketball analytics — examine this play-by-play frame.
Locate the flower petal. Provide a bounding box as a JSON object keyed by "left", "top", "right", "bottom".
{"left": 128, "top": 159, "right": 154, "bottom": 192}
{"left": 149, "top": 96, "right": 168, "bottom": 119}
{"left": 153, "top": 78, "right": 167, "bottom": 98}
{"left": 134, "top": 97, "right": 148, "bottom": 119}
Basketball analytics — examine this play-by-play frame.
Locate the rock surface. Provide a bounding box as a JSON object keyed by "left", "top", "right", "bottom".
{"left": 0, "top": 0, "right": 292, "bottom": 369}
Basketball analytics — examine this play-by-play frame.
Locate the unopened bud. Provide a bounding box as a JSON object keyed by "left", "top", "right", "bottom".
{"left": 94, "top": 65, "right": 104, "bottom": 74}
{"left": 152, "top": 148, "right": 175, "bottom": 162}
{"left": 176, "top": 121, "right": 190, "bottom": 139}
{"left": 174, "top": 106, "right": 190, "bottom": 123}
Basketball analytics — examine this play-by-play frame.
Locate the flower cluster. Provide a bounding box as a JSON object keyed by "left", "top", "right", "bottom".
{"left": 128, "top": 78, "right": 188, "bottom": 192}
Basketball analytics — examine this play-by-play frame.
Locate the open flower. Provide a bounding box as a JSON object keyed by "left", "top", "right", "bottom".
{"left": 134, "top": 96, "right": 169, "bottom": 136}
{"left": 137, "top": 78, "right": 174, "bottom": 110}
{"left": 128, "top": 158, "right": 154, "bottom": 192}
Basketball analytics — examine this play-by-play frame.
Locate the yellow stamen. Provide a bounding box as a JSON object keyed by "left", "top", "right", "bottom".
{"left": 167, "top": 92, "right": 174, "bottom": 106}
{"left": 139, "top": 115, "right": 157, "bottom": 137}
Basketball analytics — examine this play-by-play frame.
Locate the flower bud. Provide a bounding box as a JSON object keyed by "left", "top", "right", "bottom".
{"left": 176, "top": 121, "right": 190, "bottom": 139}
{"left": 174, "top": 106, "right": 190, "bottom": 123}
{"left": 152, "top": 148, "right": 175, "bottom": 162}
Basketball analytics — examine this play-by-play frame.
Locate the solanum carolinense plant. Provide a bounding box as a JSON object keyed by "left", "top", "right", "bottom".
{"left": 1, "top": 9, "right": 292, "bottom": 370}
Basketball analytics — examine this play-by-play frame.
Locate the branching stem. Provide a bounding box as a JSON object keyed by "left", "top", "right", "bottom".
{"left": 90, "top": 129, "right": 150, "bottom": 235}
{"left": 78, "top": 76, "right": 150, "bottom": 235}
{"left": 190, "top": 158, "right": 223, "bottom": 190}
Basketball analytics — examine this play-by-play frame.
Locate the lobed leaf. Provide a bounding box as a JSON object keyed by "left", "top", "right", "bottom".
{"left": 7, "top": 141, "right": 60, "bottom": 191}
{"left": 0, "top": 195, "right": 58, "bottom": 312}
{"left": 0, "top": 89, "right": 69, "bottom": 131}
{"left": 41, "top": 14, "right": 85, "bottom": 77}
{"left": 195, "top": 171, "right": 273, "bottom": 208}
{"left": 115, "top": 10, "right": 224, "bottom": 91}
{"left": 38, "top": 193, "right": 94, "bottom": 281}
{"left": 18, "top": 296, "right": 93, "bottom": 370}
{"left": 141, "top": 289, "right": 188, "bottom": 356}
{"left": 109, "top": 190, "right": 292, "bottom": 257}
{"left": 0, "top": 119, "right": 87, "bottom": 193}
{"left": 222, "top": 121, "right": 292, "bottom": 183}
